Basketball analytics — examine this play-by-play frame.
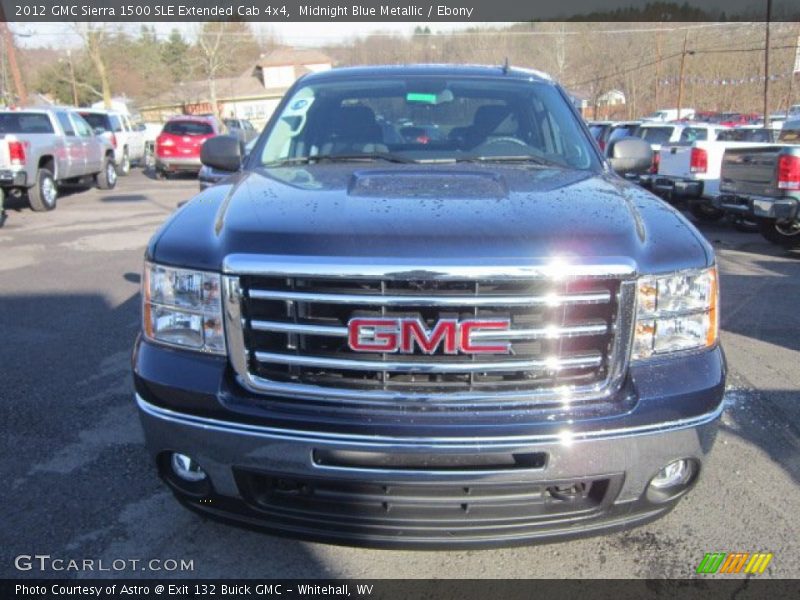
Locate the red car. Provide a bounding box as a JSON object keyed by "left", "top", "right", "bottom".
{"left": 155, "top": 115, "right": 225, "bottom": 177}
{"left": 716, "top": 113, "right": 761, "bottom": 127}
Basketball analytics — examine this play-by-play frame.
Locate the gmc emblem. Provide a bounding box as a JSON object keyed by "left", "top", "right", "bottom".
{"left": 347, "top": 317, "right": 511, "bottom": 355}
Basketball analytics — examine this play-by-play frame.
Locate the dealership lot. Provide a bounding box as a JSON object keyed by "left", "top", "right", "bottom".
{"left": 1, "top": 171, "right": 798, "bottom": 578}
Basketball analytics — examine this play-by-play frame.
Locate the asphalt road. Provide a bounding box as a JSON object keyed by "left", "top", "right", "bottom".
{"left": 1, "top": 170, "right": 798, "bottom": 579}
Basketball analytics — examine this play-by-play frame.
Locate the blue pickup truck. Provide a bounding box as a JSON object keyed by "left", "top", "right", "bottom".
{"left": 133, "top": 65, "right": 725, "bottom": 548}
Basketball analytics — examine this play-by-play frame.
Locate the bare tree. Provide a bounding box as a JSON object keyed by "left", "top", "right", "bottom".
{"left": 192, "top": 22, "right": 261, "bottom": 118}
{"left": 194, "top": 23, "right": 228, "bottom": 118}
{"left": 75, "top": 23, "right": 113, "bottom": 108}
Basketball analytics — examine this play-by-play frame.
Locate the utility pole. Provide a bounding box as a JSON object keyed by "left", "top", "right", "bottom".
{"left": 654, "top": 30, "right": 662, "bottom": 111}
{"left": 676, "top": 31, "right": 689, "bottom": 120}
{"left": 787, "top": 25, "right": 800, "bottom": 114}
{"left": 763, "top": 0, "right": 772, "bottom": 127}
{"left": 0, "top": 18, "right": 27, "bottom": 106}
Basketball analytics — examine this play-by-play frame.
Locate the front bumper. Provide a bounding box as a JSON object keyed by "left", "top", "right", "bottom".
{"left": 134, "top": 340, "right": 725, "bottom": 548}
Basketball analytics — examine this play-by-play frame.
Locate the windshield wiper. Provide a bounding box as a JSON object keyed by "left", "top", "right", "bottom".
{"left": 265, "top": 153, "right": 416, "bottom": 166}
{"left": 457, "top": 155, "right": 564, "bottom": 167}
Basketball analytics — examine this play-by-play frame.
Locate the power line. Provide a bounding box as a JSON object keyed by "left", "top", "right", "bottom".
{"left": 8, "top": 21, "right": 775, "bottom": 40}
{"left": 564, "top": 43, "right": 799, "bottom": 89}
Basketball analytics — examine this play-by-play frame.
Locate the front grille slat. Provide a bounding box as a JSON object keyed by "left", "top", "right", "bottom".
{"left": 224, "top": 262, "right": 635, "bottom": 410}
{"left": 253, "top": 351, "right": 604, "bottom": 373}
{"left": 247, "top": 289, "right": 612, "bottom": 307}
{"left": 248, "top": 319, "right": 608, "bottom": 340}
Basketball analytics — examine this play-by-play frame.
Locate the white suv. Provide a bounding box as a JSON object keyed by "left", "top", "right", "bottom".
{"left": 78, "top": 110, "right": 146, "bottom": 175}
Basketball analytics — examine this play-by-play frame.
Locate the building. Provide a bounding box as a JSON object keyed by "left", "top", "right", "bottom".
{"left": 569, "top": 88, "right": 627, "bottom": 120}
{"left": 140, "top": 48, "right": 333, "bottom": 128}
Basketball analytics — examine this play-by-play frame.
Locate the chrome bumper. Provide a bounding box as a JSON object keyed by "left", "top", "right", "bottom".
{"left": 137, "top": 393, "right": 721, "bottom": 506}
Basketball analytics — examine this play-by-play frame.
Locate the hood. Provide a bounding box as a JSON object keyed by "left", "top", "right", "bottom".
{"left": 149, "top": 163, "right": 712, "bottom": 275}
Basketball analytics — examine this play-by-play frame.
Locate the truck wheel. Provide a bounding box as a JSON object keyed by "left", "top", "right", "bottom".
{"left": 689, "top": 202, "right": 724, "bottom": 223}
{"left": 28, "top": 167, "right": 58, "bottom": 212}
{"left": 96, "top": 158, "right": 118, "bottom": 190}
{"left": 117, "top": 150, "right": 131, "bottom": 176}
{"left": 758, "top": 219, "right": 800, "bottom": 248}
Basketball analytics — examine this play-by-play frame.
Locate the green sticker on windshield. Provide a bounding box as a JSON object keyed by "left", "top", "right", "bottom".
{"left": 406, "top": 92, "right": 438, "bottom": 104}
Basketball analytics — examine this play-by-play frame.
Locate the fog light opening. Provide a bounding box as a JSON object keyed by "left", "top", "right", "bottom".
{"left": 651, "top": 459, "right": 691, "bottom": 489}
{"left": 647, "top": 459, "right": 698, "bottom": 503}
{"left": 171, "top": 452, "right": 207, "bottom": 482}
{"left": 158, "top": 451, "right": 213, "bottom": 498}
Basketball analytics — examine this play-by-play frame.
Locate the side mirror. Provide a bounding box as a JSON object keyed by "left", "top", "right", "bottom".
{"left": 93, "top": 127, "right": 105, "bottom": 136}
{"left": 201, "top": 135, "right": 244, "bottom": 172}
{"left": 607, "top": 137, "right": 653, "bottom": 175}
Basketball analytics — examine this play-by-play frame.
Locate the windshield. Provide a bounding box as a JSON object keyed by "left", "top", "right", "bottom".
{"left": 717, "top": 128, "right": 775, "bottom": 143}
{"left": 79, "top": 112, "right": 111, "bottom": 131}
{"left": 163, "top": 120, "right": 213, "bottom": 136}
{"left": 588, "top": 124, "right": 609, "bottom": 140}
{"left": 0, "top": 112, "right": 54, "bottom": 134}
{"left": 636, "top": 126, "right": 673, "bottom": 145}
{"left": 679, "top": 127, "right": 709, "bottom": 143}
{"left": 607, "top": 124, "right": 639, "bottom": 143}
{"left": 256, "top": 76, "right": 598, "bottom": 169}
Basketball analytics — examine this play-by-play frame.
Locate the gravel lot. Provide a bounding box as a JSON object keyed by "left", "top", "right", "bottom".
{"left": 1, "top": 170, "right": 798, "bottom": 578}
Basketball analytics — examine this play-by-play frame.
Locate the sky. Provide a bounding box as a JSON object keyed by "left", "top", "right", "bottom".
{"left": 11, "top": 22, "right": 485, "bottom": 49}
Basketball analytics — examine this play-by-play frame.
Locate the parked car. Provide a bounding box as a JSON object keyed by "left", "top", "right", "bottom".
{"left": 691, "top": 111, "right": 721, "bottom": 123}
{"left": 604, "top": 121, "right": 641, "bottom": 148}
{"left": 134, "top": 64, "right": 725, "bottom": 548}
{"left": 652, "top": 126, "right": 772, "bottom": 226}
{"left": 587, "top": 120, "right": 614, "bottom": 152}
{"left": 138, "top": 122, "right": 164, "bottom": 168}
{"left": 718, "top": 118, "right": 800, "bottom": 247}
{"left": 223, "top": 118, "right": 259, "bottom": 144}
{"left": 715, "top": 113, "right": 761, "bottom": 127}
{"left": 0, "top": 108, "right": 116, "bottom": 212}
{"left": 78, "top": 109, "right": 145, "bottom": 176}
{"left": 642, "top": 108, "right": 696, "bottom": 122}
{"left": 629, "top": 122, "right": 685, "bottom": 188}
{"left": 154, "top": 115, "right": 225, "bottom": 178}
{"left": 589, "top": 121, "right": 641, "bottom": 155}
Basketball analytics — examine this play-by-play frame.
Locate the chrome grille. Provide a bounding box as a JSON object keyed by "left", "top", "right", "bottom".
{"left": 223, "top": 256, "right": 636, "bottom": 409}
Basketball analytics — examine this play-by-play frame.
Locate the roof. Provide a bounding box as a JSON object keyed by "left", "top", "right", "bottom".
{"left": 299, "top": 64, "right": 554, "bottom": 85}
{"left": 164, "top": 114, "right": 218, "bottom": 122}
{"left": 255, "top": 47, "right": 333, "bottom": 67}
{"left": 145, "top": 76, "right": 286, "bottom": 107}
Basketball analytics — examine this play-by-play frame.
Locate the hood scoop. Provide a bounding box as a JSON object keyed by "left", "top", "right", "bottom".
{"left": 348, "top": 169, "right": 509, "bottom": 199}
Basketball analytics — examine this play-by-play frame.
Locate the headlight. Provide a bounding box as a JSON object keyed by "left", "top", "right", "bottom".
{"left": 142, "top": 262, "right": 225, "bottom": 354}
{"left": 632, "top": 266, "right": 718, "bottom": 360}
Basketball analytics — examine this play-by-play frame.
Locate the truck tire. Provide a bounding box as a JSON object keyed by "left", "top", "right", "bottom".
{"left": 117, "top": 149, "right": 131, "bottom": 176}
{"left": 96, "top": 157, "right": 118, "bottom": 190}
{"left": 28, "top": 167, "right": 58, "bottom": 212}
{"left": 689, "top": 202, "right": 724, "bottom": 223}
{"left": 758, "top": 219, "right": 800, "bottom": 248}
